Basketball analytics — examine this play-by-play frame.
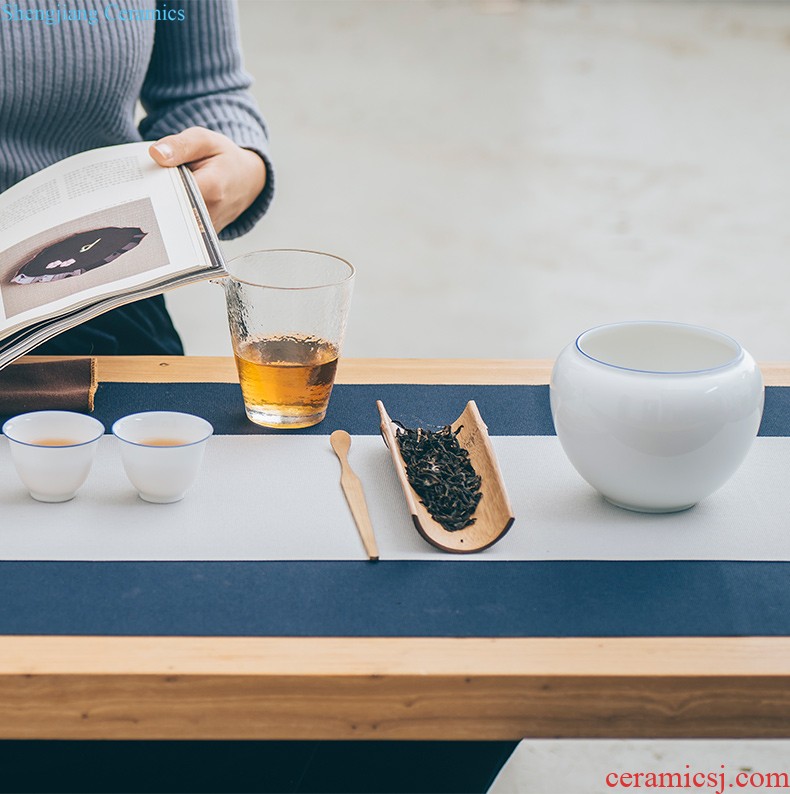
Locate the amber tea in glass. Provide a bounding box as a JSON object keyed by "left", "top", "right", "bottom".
{"left": 223, "top": 250, "right": 354, "bottom": 428}
{"left": 234, "top": 335, "right": 339, "bottom": 429}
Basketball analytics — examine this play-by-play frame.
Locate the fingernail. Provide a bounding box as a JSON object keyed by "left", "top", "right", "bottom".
{"left": 153, "top": 142, "right": 173, "bottom": 160}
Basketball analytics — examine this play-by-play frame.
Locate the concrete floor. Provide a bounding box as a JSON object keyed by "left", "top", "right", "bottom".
{"left": 489, "top": 740, "right": 790, "bottom": 793}
{"left": 166, "top": 1, "right": 790, "bottom": 791}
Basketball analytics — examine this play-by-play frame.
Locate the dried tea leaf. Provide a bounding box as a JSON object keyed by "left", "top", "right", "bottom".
{"left": 394, "top": 421, "right": 482, "bottom": 532}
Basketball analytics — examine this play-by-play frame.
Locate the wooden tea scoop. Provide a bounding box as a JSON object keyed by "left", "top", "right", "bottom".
{"left": 330, "top": 430, "right": 380, "bottom": 561}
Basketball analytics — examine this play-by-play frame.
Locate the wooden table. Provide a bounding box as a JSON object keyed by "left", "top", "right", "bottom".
{"left": 1, "top": 357, "right": 790, "bottom": 741}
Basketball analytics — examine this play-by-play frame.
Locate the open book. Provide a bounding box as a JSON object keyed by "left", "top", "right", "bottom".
{"left": 0, "top": 141, "right": 225, "bottom": 368}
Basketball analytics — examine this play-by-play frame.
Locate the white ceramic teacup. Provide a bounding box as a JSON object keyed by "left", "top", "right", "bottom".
{"left": 550, "top": 321, "right": 764, "bottom": 513}
{"left": 2, "top": 410, "right": 105, "bottom": 502}
{"left": 112, "top": 411, "right": 213, "bottom": 503}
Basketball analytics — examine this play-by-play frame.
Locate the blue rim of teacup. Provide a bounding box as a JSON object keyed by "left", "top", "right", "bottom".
{"left": 111, "top": 411, "right": 214, "bottom": 448}
{"left": 575, "top": 320, "right": 745, "bottom": 375}
{"left": 2, "top": 411, "right": 105, "bottom": 448}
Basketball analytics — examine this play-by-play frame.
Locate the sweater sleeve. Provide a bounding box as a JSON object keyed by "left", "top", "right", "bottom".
{"left": 138, "top": 0, "right": 274, "bottom": 239}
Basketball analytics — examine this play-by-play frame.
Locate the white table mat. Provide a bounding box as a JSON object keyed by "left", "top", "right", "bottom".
{"left": 0, "top": 435, "right": 786, "bottom": 561}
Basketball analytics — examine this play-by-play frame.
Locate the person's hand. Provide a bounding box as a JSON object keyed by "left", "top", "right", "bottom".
{"left": 149, "top": 127, "right": 267, "bottom": 233}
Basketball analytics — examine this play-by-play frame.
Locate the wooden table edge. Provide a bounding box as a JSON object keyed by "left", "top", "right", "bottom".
{"left": 19, "top": 355, "right": 790, "bottom": 385}
{"left": 2, "top": 636, "right": 790, "bottom": 739}
{"left": 2, "top": 636, "right": 790, "bottom": 676}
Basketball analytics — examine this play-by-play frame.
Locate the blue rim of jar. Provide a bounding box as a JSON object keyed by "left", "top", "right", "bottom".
{"left": 2, "top": 411, "right": 105, "bottom": 448}
{"left": 575, "top": 320, "right": 745, "bottom": 375}
{"left": 112, "top": 411, "right": 214, "bottom": 448}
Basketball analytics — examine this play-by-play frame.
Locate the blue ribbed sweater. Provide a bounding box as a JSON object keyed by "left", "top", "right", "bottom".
{"left": 0, "top": 0, "right": 273, "bottom": 354}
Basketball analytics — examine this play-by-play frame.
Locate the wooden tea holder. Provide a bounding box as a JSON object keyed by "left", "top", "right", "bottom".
{"left": 377, "top": 400, "right": 515, "bottom": 554}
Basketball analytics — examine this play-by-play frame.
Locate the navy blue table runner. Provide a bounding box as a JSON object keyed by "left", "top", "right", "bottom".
{"left": 1, "top": 382, "right": 789, "bottom": 638}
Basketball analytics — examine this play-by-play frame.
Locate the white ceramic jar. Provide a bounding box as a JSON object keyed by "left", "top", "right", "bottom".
{"left": 550, "top": 321, "right": 764, "bottom": 513}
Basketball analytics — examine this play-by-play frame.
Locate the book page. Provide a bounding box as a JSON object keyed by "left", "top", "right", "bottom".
{"left": 0, "top": 142, "right": 211, "bottom": 335}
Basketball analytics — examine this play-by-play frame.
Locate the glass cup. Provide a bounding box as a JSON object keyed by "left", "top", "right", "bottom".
{"left": 222, "top": 249, "right": 355, "bottom": 429}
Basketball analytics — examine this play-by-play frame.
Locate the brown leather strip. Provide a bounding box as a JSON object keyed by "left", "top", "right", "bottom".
{"left": 0, "top": 357, "right": 96, "bottom": 415}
